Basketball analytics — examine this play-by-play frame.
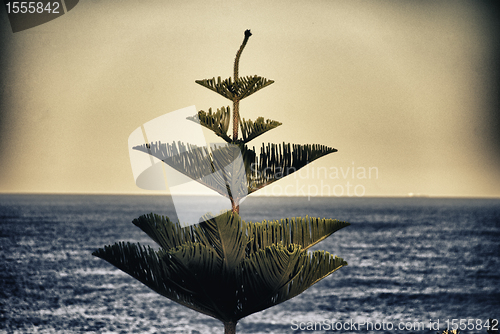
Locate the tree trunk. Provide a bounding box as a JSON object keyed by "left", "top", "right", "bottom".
{"left": 231, "top": 197, "right": 240, "bottom": 214}
{"left": 224, "top": 321, "right": 237, "bottom": 334}
{"left": 232, "top": 98, "right": 239, "bottom": 141}
{"left": 232, "top": 29, "right": 252, "bottom": 142}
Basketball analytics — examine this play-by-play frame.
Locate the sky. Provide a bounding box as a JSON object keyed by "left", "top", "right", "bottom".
{"left": 0, "top": 0, "right": 499, "bottom": 198}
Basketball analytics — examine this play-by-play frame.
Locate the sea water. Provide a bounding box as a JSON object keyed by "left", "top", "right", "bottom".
{"left": 1, "top": 194, "right": 499, "bottom": 334}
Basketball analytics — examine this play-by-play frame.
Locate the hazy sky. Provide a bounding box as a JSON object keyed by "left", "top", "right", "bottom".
{"left": 0, "top": 0, "right": 499, "bottom": 198}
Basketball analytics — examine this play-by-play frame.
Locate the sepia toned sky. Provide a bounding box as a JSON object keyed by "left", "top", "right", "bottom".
{"left": 0, "top": 0, "right": 499, "bottom": 197}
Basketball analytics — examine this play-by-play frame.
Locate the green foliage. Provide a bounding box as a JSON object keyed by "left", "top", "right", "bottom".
{"left": 93, "top": 212, "right": 349, "bottom": 323}
{"left": 245, "top": 215, "right": 348, "bottom": 252}
{"left": 132, "top": 141, "right": 337, "bottom": 196}
{"left": 195, "top": 75, "right": 274, "bottom": 101}
{"left": 188, "top": 107, "right": 232, "bottom": 143}
{"left": 247, "top": 143, "right": 337, "bottom": 193}
{"left": 239, "top": 116, "right": 282, "bottom": 143}
{"left": 187, "top": 108, "right": 282, "bottom": 144}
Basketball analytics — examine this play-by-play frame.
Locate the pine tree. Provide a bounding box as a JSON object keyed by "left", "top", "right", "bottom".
{"left": 93, "top": 30, "right": 349, "bottom": 334}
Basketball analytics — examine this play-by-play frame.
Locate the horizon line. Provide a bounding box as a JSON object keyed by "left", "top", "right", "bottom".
{"left": 1, "top": 191, "right": 499, "bottom": 200}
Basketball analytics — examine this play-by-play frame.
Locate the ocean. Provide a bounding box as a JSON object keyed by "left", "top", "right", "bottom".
{"left": 0, "top": 194, "right": 499, "bottom": 334}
